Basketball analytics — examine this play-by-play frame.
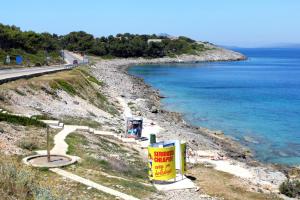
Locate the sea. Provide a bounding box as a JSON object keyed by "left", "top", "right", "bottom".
{"left": 128, "top": 48, "right": 300, "bottom": 166}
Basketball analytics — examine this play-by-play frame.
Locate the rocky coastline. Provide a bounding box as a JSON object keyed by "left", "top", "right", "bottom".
{"left": 89, "top": 47, "right": 295, "bottom": 196}
{"left": 0, "top": 45, "right": 295, "bottom": 198}
{"left": 90, "top": 48, "right": 252, "bottom": 161}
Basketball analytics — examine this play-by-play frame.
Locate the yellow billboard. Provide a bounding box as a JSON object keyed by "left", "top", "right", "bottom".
{"left": 148, "top": 146, "right": 176, "bottom": 181}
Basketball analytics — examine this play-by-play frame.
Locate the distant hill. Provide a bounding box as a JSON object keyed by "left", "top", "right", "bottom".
{"left": 0, "top": 22, "right": 213, "bottom": 65}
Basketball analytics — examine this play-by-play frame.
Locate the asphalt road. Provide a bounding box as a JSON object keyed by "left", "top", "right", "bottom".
{"left": 0, "top": 51, "right": 83, "bottom": 83}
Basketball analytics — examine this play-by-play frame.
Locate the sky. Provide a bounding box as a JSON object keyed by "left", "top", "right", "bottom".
{"left": 0, "top": 0, "right": 299, "bottom": 47}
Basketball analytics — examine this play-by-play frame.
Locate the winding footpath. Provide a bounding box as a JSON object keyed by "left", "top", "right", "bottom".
{"left": 36, "top": 123, "right": 140, "bottom": 200}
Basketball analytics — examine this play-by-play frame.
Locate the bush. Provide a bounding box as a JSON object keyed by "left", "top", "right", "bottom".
{"left": 0, "top": 157, "right": 57, "bottom": 199}
{"left": 56, "top": 80, "right": 77, "bottom": 95}
{"left": 0, "top": 112, "right": 46, "bottom": 127}
{"left": 279, "top": 179, "right": 300, "bottom": 198}
{"left": 19, "top": 139, "right": 38, "bottom": 151}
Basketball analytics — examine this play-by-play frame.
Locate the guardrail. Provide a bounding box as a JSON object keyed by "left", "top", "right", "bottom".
{"left": 0, "top": 61, "right": 89, "bottom": 85}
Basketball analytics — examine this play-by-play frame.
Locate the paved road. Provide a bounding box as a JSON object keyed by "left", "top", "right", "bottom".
{"left": 0, "top": 51, "right": 84, "bottom": 84}
{"left": 63, "top": 50, "right": 84, "bottom": 64}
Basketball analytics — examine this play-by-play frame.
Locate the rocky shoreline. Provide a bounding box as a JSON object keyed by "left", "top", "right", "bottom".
{"left": 90, "top": 48, "right": 254, "bottom": 161}
{"left": 89, "top": 48, "right": 293, "bottom": 196}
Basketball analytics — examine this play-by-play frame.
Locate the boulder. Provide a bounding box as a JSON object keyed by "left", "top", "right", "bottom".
{"left": 150, "top": 106, "right": 159, "bottom": 113}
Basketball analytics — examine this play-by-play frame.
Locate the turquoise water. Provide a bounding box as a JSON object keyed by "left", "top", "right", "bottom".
{"left": 128, "top": 48, "right": 300, "bottom": 166}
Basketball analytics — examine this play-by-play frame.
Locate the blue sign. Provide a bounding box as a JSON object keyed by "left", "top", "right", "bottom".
{"left": 16, "top": 55, "right": 23, "bottom": 65}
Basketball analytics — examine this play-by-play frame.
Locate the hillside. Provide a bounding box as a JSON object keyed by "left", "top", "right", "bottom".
{"left": 0, "top": 22, "right": 245, "bottom": 67}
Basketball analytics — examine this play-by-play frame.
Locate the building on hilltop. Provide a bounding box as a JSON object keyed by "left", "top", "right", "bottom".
{"left": 147, "top": 39, "right": 163, "bottom": 44}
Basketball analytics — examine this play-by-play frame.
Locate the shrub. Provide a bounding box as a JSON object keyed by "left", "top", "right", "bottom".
{"left": 0, "top": 157, "right": 57, "bottom": 200}
{"left": 0, "top": 112, "right": 46, "bottom": 127}
{"left": 19, "top": 139, "right": 38, "bottom": 151}
{"left": 279, "top": 179, "right": 300, "bottom": 198}
{"left": 56, "top": 80, "right": 77, "bottom": 95}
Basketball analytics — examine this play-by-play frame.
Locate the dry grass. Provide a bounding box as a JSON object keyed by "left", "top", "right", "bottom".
{"left": 65, "top": 132, "right": 157, "bottom": 199}
{"left": 0, "top": 67, "right": 119, "bottom": 116}
{"left": 188, "top": 164, "right": 282, "bottom": 200}
{"left": 0, "top": 155, "right": 116, "bottom": 200}
{"left": 18, "top": 127, "right": 57, "bottom": 152}
{"left": 37, "top": 169, "right": 116, "bottom": 200}
{"left": 0, "top": 122, "right": 57, "bottom": 155}
{"left": 0, "top": 155, "right": 57, "bottom": 200}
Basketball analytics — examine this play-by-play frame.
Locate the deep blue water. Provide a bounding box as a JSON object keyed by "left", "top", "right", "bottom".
{"left": 128, "top": 48, "right": 300, "bottom": 166}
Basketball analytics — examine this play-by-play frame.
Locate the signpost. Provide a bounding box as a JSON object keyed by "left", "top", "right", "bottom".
{"left": 126, "top": 117, "right": 143, "bottom": 138}
{"left": 5, "top": 55, "right": 10, "bottom": 64}
{"left": 16, "top": 55, "right": 23, "bottom": 65}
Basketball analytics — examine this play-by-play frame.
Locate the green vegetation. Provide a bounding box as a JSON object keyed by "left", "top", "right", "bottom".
{"left": 31, "top": 114, "right": 57, "bottom": 120}
{"left": 18, "top": 128, "right": 56, "bottom": 151}
{"left": 0, "top": 155, "right": 115, "bottom": 200}
{"left": 62, "top": 117, "right": 102, "bottom": 129}
{"left": 0, "top": 156, "right": 57, "bottom": 200}
{"left": 65, "top": 133, "right": 156, "bottom": 198}
{"left": 50, "top": 79, "right": 77, "bottom": 96}
{"left": 47, "top": 68, "right": 118, "bottom": 115}
{"left": 0, "top": 23, "right": 61, "bottom": 66}
{"left": 63, "top": 32, "right": 209, "bottom": 58}
{"left": 0, "top": 112, "right": 46, "bottom": 127}
{"left": 87, "top": 75, "right": 103, "bottom": 86}
{"left": 0, "top": 22, "right": 210, "bottom": 66}
{"left": 19, "top": 139, "right": 38, "bottom": 151}
{"left": 280, "top": 179, "right": 300, "bottom": 198}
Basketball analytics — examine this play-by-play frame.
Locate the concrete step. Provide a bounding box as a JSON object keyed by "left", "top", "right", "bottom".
{"left": 49, "top": 125, "right": 64, "bottom": 129}
{"left": 88, "top": 128, "right": 95, "bottom": 133}
{"left": 59, "top": 122, "right": 64, "bottom": 128}
{"left": 40, "top": 120, "right": 60, "bottom": 126}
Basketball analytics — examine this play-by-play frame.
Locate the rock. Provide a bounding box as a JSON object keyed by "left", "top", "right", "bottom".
{"left": 243, "top": 136, "right": 259, "bottom": 144}
{"left": 73, "top": 101, "right": 80, "bottom": 105}
{"left": 150, "top": 106, "right": 159, "bottom": 113}
{"left": 257, "top": 188, "right": 264, "bottom": 193}
{"left": 158, "top": 95, "right": 167, "bottom": 99}
{"left": 0, "top": 127, "right": 4, "bottom": 133}
{"left": 214, "top": 130, "right": 224, "bottom": 135}
{"left": 115, "top": 185, "right": 124, "bottom": 189}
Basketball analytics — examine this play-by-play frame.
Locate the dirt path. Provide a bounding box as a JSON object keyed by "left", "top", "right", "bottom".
{"left": 34, "top": 123, "right": 141, "bottom": 200}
